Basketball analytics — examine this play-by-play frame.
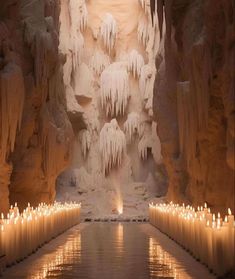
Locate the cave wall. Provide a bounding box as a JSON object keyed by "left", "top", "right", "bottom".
{"left": 153, "top": 0, "right": 235, "bottom": 213}
{"left": 0, "top": 0, "right": 74, "bottom": 213}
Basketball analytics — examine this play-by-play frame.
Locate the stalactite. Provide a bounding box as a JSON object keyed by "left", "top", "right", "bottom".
{"left": 128, "top": 50, "right": 145, "bottom": 78}
{"left": 79, "top": 129, "right": 91, "bottom": 158}
{"left": 69, "top": 0, "right": 85, "bottom": 71}
{"left": 156, "top": 0, "right": 164, "bottom": 38}
{"left": 89, "top": 50, "right": 110, "bottom": 76}
{"left": 124, "top": 112, "right": 143, "bottom": 142}
{"left": 138, "top": 16, "right": 150, "bottom": 47}
{"left": 138, "top": 134, "right": 151, "bottom": 160}
{"left": 164, "top": 0, "right": 173, "bottom": 41}
{"left": 100, "top": 63, "right": 130, "bottom": 116}
{"left": 139, "top": 0, "right": 150, "bottom": 14}
{"left": 0, "top": 63, "right": 25, "bottom": 162}
{"left": 79, "top": 1, "right": 88, "bottom": 31}
{"left": 99, "top": 119, "right": 126, "bottom": 174}
{"left": 177, "top": 81, "right": 197, "bottom": 167}
{"left": 100, "top": 13, "right": 117, "bottom": 53}
{"left": 139, "top": 64, "right": 155, "bottom": 115}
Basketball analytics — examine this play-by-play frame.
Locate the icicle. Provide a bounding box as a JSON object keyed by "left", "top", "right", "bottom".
{"left": 0, "top": 63, "right": 25, "bottom": 162}
{"left": 100, "top": 13, "right": 117, "bottom": 53}
{"left": 79, "top": 129, "right": 91, "bottom": 158}
{"left": 128, "top": 50, "right": 145, "bottom": 78}
{"left": 99, "top": 119, "right": 126, "bottom": 174}
{"left": 89, "top": 50, "right": 110, "bottom": 76}
{"left": 124, "top": 112, "right": 142, "bottom": 142}
{"left": 100, "top": 62, "right": 130, "bottom": 117}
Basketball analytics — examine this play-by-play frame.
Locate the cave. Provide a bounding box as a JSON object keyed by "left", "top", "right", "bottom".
{"left": 0, "top": 0, "right": 234, "bottom": 278}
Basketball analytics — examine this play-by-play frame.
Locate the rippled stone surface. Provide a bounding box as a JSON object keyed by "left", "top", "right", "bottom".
{"left": 3, "top": 223, "right": 214, "bottom": 279}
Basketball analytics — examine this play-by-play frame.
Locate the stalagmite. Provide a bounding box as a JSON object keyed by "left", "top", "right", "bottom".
{"left": 128, "top": 50, "right": 145, "bottom": 79}
{"left": 124, "top": 112, "right": 142, "bottom": 142}
{"left": 89, "top": 50, "right": 110, "bottom": 76}
{"left": 100, "top": 63, "right": 130, "bottom": 116}
{"left": 79, "top": 129, "right": 91, "bottom": 158}
{"left": 99, "top": 119, "right": 126, "bottom": 174}
{"left": 100, "top": 13, "right": 117, "bottom": 53}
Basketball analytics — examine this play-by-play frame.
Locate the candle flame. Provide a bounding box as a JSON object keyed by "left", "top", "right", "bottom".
{"left": 225, "top": 216, "right": 228, "bottom": 222}
{"left": 218, "top": 212, "right": 220, "bottom": 219}
{"left": 204, "top": 203, "right": 207, "bottom": 208}
{"left": 228, "top": 208, "right": 232, "bottom": 215}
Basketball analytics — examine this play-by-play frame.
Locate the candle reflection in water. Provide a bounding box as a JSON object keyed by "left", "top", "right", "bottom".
{"left": 115, "top": 223, "right": 124, "bottom": 255}
{"left": 149, "top": 237, "right": 191, "bottom": 279}
{"left": 30, "top": 233, "right": 81, "bottom": 279}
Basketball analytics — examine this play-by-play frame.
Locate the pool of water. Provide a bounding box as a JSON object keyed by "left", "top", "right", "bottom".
{"left": 3, "top": 223, "right": 214, "bottom": 279}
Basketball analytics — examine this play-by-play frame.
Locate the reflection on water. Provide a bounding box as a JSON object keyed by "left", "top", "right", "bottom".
{"left": 149, "top": 237, "right": 191, "bottom": 279}
{"left": 30, "top": 233, "right": 81, "bottom": 279}
{"left": 16, "top": 223, "right": 195, "bottom": 279}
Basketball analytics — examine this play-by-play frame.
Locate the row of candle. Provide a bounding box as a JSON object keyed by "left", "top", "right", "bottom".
{"left": 149, "top": 202, "right": 235, "bottom": 276}
{"left": 0, "top": 202, "right": 81, "bottom": 268}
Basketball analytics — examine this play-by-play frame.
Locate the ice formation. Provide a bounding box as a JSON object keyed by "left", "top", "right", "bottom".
{"left": 124, "top": 112, "right": 142, "bottom": 142}
{"left": 100, "top": 13, "right": 117, "bottom": 53}
{"left": 100, "top": 63, "right": 130, "bottom": 116}
{"left": 128, "top": 50, "right": 145, "bottom": 78}
{"left": 99, "top": 119, "right": 126, "bottom": 174}
{"left": 89, "top": 50, "right": 110, "bottom": 76}
{"left": 79, "top": 129, "right": 91, "bottom": 158}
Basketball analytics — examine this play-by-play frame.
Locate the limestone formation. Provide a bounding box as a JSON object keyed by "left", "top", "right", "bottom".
{"left": 153, "top": 0, "right": 235, "bottom": 213}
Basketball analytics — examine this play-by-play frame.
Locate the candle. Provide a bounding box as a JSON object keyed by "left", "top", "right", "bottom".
{"left": 149, "top": 202, "right": 234, "bottom": 277}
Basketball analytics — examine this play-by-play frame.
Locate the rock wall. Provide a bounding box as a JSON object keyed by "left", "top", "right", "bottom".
{"left": 153, "top": 0, "right": 235, "bottom": 214}
{"left": 56, "top": 0, "right": 167, "bottom": 218}
{"left": 0, "top": 0, "right": 74, "bottom": 213}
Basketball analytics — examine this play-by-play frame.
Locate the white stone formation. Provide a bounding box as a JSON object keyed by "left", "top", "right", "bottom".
{"left": 89, "top": 50, "right": 110, "bottom": 76}
{"left": 79, "top": 129, "right": 91, "bottom": 158}
{"left": 100, "top": 13, "right": 117, "bottom": 53}
{"left": 124, "top": 112, "right": 142, "bottom": 142}
{"left": 128, "top": 50, "right": 145, "bottom": 78}
{"left": 100, "top": 63, "right": 130, "bottom": 116}
{"left": 138, "top": 134, "right": 151, "bottom": 160}
{"left": 99, "top": 119, "right": 126, "bottom": 174}
{"left": 139, "top": 0, "right": 150, "bottom": 14}
{"left": 58, "top": 0, "right": 164, "bottom": 218}
{"left": 79, "top": 1, "right": 88, "bottom": 31}
{"left": 138, "top": 16, "right": 150, "bottom": 47}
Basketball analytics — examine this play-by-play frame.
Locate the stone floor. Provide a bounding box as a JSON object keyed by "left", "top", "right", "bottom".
{"left": 2, "top": 223, "right": 215, "bottom": 279}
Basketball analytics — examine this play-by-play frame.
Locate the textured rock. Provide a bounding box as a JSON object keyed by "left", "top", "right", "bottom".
{"left": 153, "top": 0, "right": 235, "bottom": 214}
{"left": 0, "top": 0, "right": 74, "bottom": 213}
